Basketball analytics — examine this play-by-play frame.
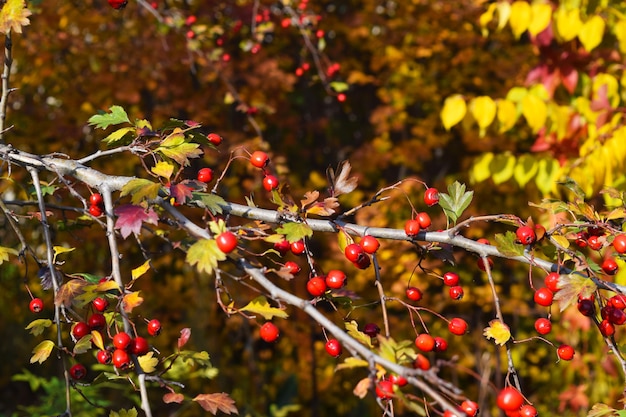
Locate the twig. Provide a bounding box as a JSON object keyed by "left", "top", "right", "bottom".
{"left": 0, "top": 31, "right": 14, "bottom": 144}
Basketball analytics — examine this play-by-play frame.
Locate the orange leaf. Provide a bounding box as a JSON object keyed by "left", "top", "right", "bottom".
{"left": 55, "top": 279, "right": 88, "bottom": 308}
{"left": 123, "top": 291, "right": 144, "bottom": 313}
{"left": 193, "top": 393, "right": 238, "bottom": 415}
{"left": 163, "top": 392, "right": 185, "bottom": 404}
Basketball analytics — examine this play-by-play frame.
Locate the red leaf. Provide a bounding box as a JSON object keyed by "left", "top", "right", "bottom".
{"left": 170, "top": 182, "right": 193, "bottom": 205}
{"left": 163, "top": 392, "right": 185, "bottom": 404}
{"left": 193, "top": 393, "right": 238, "bottom": 415}
{"left": 178, "top": 328, "right": 191, "bottom": 349}
{"left": 114, "top": 205, "right": 159, "bottom": 239}
{"left": 560, "top": 66, "right": 578, "bottom": 94}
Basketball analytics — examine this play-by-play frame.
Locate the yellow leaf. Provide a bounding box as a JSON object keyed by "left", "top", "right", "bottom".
{"left": 615, "top": 19, "right": 626, "bottom": 54}
{"left": 593, "top": 73, "right": 619, "bottom": 108}
{"left": 30, "top": 340, "right": 55, "bottom": 364}
{"left": 509, "top": 1, "right": 531, "bottom": 39}
{"left": 123, "top": 291, "right": 144, "bottom": 313}
{"left": 470, "top": 152, "right": 494, "bottom": 184}
{"left": 336, "top": 357, "right": 369, "bottom": 371}
{"left": 151, "top": 161, "right": 175, "bottom": 180}
{"left": 241, "top": 296, "right": 289, "bottom": 320}
{"left": 497, "top": 99, "right": 518, "bottom": 133}
{"left": 131, "top": 259, "right": 151, "bottom": 281}
{"left": 551, "top": 234, "right": 570, "bottom": 249}
{"left": 25, "top": 319, "right": 52, "bottom": 336}
{"left": 441, "top": 95, "right": 467, "bottom": 130}
{"left": 483, "top": 320, "right": 511, "bottom": 346}
{"left": 120, "top": 178, "right": 162, "bottom": 205}
{"left": 0, "top": 0, "right": 31, "bottom": 34}
{"left": 91, "top": 330, "right": 105, "bottom": 350}
{"left": 578, "top": 15, "right": 605, "bottom": 52}
{"left": 53, "top": 245, "right": 75, "bottom": 262}
{"left": 554, "top": 273, "right": 596, "bottom": 312}
{"left": 535, "top": 158, "right": 561, "bottom": 195}
{"left": 555, "top": 7, "right": 582, "bottom": 42}
{"left": 479, "top": 3, "right": 497, "bottom": 33}
{"left": 513, "top": 154, "right": 538, "bottom": 187}
{"left": 521, "top": 94, "right": 547, "bottom": 133}
{"left": 490, "top": 153, "right": 516, "bottom": 185}
{"left": 186, "top": 239, "right": 226, "bottom": 275}
{"left": 138, "top": 352, "right": 159, "bottom": 373}
{"left": 496, "top": 2, "right": 511, "bottom": 31}
{"left": 470, "top": 96, "right": 496, "bottom": 131}
{"left": 0, "top": 246, "right": 18, "bottom": 264}
{"left": 345, "top": 320, "right": 373, "bottom": 348}
{"left": 97, "top": 280, "right": 121, "bottom": 292}
{"left": 528, "top": 3, "right": 552, "bottom": 36}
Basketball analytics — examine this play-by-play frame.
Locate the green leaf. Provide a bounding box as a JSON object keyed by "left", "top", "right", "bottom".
{"left": 586, "top": 403, "right": 620, "bottom": 417}
{"left": 25, "top": 319, "right": 52, "bottom": 336}
{"left": 378, "top": 337, "right": 415, "bottom": 365}
{"left": 345, "top": 320, "right": 373, "bottom": 348}
{"left": 120, "top": 179, "right": 161, "bottom": 205}
{"left": 88, "top": 105, "right": 130, "bottom": 130}
{"left": 103, "top": 127, "right": 134, "bottom": 145}
{"left": 335, "top": 357, "right": 369, "bottom": 371}
{"left": 330, "top": 81, "right": 349, "bottom": 92}
{"left": 73, "top": 334, "right": 93, "bottom": 354}
{"left": 186, "top": 239, "right": 226, "bottom": 275}
{"left": 241, "top": 296, "right": 289, "bottom": 320}
{"left": 30, "top": 340, "right": 55, "bottom": 364}
{"left": 109, "top": 408, "right": 138, "bottom": 417}
{"left": 494, "top": 231, "right": 525, "bottom": 257}
{"left": 275, "top": 223, "right": 313, "bottom": 243}
{"left": 191, "top": 192, "right": 227, "bottom": 215}
{"left": 177, "top": 350, "right": 212, "bottom": 367}
{"left": 438, "top": 181, "right": 474, "bottom": 224}
{"left": 156, "top": 131, "right": 203, "bottom": 166}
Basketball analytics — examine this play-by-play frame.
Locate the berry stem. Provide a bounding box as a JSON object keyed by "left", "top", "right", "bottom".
{"left": 372, "top": 254, "right": 390, "bottom": 338}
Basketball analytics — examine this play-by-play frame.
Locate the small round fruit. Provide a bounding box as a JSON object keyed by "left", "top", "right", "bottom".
{"left": 259, "top": 322, "right": 279, "bottom": 342}
{"left": 588, "top": 235, "right": 603, "bottom": 251}
{"left": 600, "top": 319, "right": 615, "bottom": 337}
{"left": 375, "top": 380, "right": 394, "bottom": 400}
{"left": 424, "top": 188, "right": 439, "bottom": 206}
{"left": 416, "top": 212, "right": 431, "bottom": 229}
{"left": 534, "top": 288, "right": 554, "bottom": 307}
{"left": 113, "top": 332, "right": 132, "bottom": 350}
{"left": 325, "top": 339, "right": 342, "bottom": 357}
{"left": 413, "top": 353, "right": 431, "bottom": 370}
{"left": 89, "top": 205, "right": 103, "bottom": 217}
{"left": 434, "top": 336, "right": 448, "bottom": 352}
{"left": 325, "top": 270, "right": 346, "bottom": 289}
{"left": 207, "top": 133, "right": 223, "bottom": 146}
{"left": 544, "top": 272, "right": 560, "bottom": 292}
{"left": 497, "top": 387, "right": 524, "bottom": 411}
{"left": 216, "top": 231, "right": 238, "bottom": 253}
{"left": 344, "top": 243, "right": 365, "bottom": 263}
{"left": 602, "top": 258, "right": 619, "bottom": 275}
{"left": 112, "top": 349, "right": 130, "bottom": 369}
{"left": 353, "top": 255, "right": 371, "bottom": 269}
{"left": 88, "top": 313, "right": 106, "bottom": 330}
{"left": 557, "top": 344, "right": 575, "bottom": 361}
{"left": 577, "top": 298, "right": 595, "bottom": 316}
{"left": 519, "top": 405, "right": 538, "bottom": 417}
{"left": 363, "top": 323, "right": 380, "bottom": 337}
{"left": 389, "top": 374, "right": 407, "bottom": 387}
{"left": 460, "top": 400, "right": 479, "bottom": 416}
{"left": 274, "top": 239, "right": 290, "bottom": 255}
{"left": 307, "top": 277, "right": 327, "bottom": 297}
{"left": 516, "top": 226, "right": 536, "bottom": 245}
{"left": 443, "top": 271, "right": 460, "bottom": 286}
{"left": 404, "top": 219, "right": 420, "bottom": 237}
{"left": 406, "top": 286, "right": 423, "bottom": 302}
{"left": 72, "top": 322, "right": 91, "bottom": 339}
{"left": 92, "top": 297, "right": 109, "bottom": 312}
{"left": 90, "top": 193, "right": 103, "bottom": 206}
{"left": 609, "top": 294, "right": 626, "bottom": 310}
{"left": 70, "top": 363, "right": 87, "bottom": 380}
{"left": 197, "top": 168, "right": 214, "bottom": 183}
{"left": 250, "top": 151, "right": 269, "bottom": 168}
{"left": 96, "top": 349, "right": 112, "bottom": 364}
{"left": 290, "top": 240, "right": 306, "bottom": 255}
{"left": 608, "top": 307, "right": 626, "bottom": 325}
{"left": 448, "top": 317, "right": 468, "bottom": 336}
{"left": 107, "top": 0, "right": 127, "bottom": 9}
{"left": 284, "top": 261, "right": 301, "bottom": 275}
{"left": 415, "top": 333, "right": 435, "bottom": 352}
{"left": 129, "top": 337, "right": 150, "bottom": 355}
{"left": 262, "top": 175, "right": 279, "bottom": 191}
{"left": 147, "top": 319, "right": 162, "bottom": 336}
{"left": 449, "top": 285, "right": 464, "bottom": 300}
{"left": 359, "top": 235, "right": 380, "bottom": 254}
{"left": 29, "top": 298, "right": 43, "bottom": 313}
{"left": 534, "top": 318, "right": 552, "bottom": 335}
{"left": 613, "top": 234, "right": 626, "bottom": 254}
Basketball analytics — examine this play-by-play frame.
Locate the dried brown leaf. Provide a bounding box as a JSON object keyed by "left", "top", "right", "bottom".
{"left": 193, "top": 392, "right": 238, "bottom": 415}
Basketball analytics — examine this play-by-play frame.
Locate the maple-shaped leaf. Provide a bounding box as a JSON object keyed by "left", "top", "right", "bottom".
{"left": 120, "top": 179, "right": 162, "bottom": 205}
{"left": 483, "top": 319, "right": 511, "bottom": 346}
{"left": 163, "top": 392, "right": 185, "bottom": 404}
{"left": 0, "top": 0, "right": 31, "bottom": 34}
{"left": 169, "top": 182, "right": 193, "bottom": 205}
{"left": 109, "top": 408, "right": 138, "bottom": 417}
{"left": 74, "top": 335, "right": 93, "bottom": 354}
{"left": 178, "top": 328, "right": 191, "bottom": 350}
{"left": 241, "top": 296, "right": 289, "bottom": 320}
{"left": 494, "top": 231, "right": 525, "bottom": 257}
{"left": 0, "top": 246, "right": 18, "bottom": 264}
{"left": 114, "top": 205, "right": 158, "bottom": 239}
{"left": 30, "top": 340, "right": 55, "bottom": 364}
{"left": 88, "top": 105, "right": 130, "bottom": 130}
{"left": 275, "top": 223, "right": 313, "bottom": 243}
{"left": 191, "top": 192, "right": 227, "bottom": 215}
{"left": 151, "top": 161, "right": 175, "bottom": 180}
{"left": 327, "top": 160, "right": 358, "bottom": 196}
{"left": 123, "top": 291, "right": 144, "bottom": 313}
{"left": 55, "top": 279, "right": 89, "bottom": 308}
{"left": 138, "top": 352, "right": 158, "bottom": 373}
{"left": 554, "top": 273, "right": 597, "bottom": 312}
{"left": 25, "top": 319, "right": 52, "bottom": 336}
{"left": 274, "top": 265, "right": 296, "bottom": 281}
{"left": 586, "top": 403, "right": 620, "bottom": 417}
{"left": 300, "top": 190, "right": 320, "bottom": 209}
{"left": 193, "top": 393, "right": 238, "bottom": 415}
{"left": 345, "top": 320, "right": 373, "bottom": 348}
{"left": 438, "top": 181, "right": 474, "bottom": 224}
{"left": 156, "top": 130, "right": 203, "bottom": 166}
{"left": 186, "top": 239, "right": 226, "bottom": 275}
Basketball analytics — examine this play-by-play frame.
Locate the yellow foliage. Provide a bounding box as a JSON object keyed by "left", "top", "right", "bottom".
{"left": 555, "top": 7, "right": 582, "bottom": 42}
{"left": 514, "top": 154, "right": 538, "bottom": 187}
{"left": 578, "top": 15, "right": 606, "bottom": 52}
{"left": 470, "top": 96, "right": 497, "bottom": 132}
{"left": 0, "top": 0, "right": 31, "bottom": 34}
{"left": 528, "top": 3, "right": 552, "bottom": 36}
{"left": 521, "top": 94, "right": 547, "bottom": 133}
{"left": 490, "top": 153, "right": 516, "bottom": 185}
{"left": 615, "top": 19, "right": 626, "bottom": 54}
{"left": 440, "top": 95, "right": 467, "bottom": 130}
{"left": 496, "top": 99, "right": 518, "bottom": 133}
{"left": 509, "top": 1, "right": 532, "bottom": 39}
{"left": 470, "top": 152, "right": 494, "bottom": 184}
{"left": 483, "top": 320, "right": 511, "bottom": 346}
{"left": 535, "top": 158, "right": 561, "bottom": 195}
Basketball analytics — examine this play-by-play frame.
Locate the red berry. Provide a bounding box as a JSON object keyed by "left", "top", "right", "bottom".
{"left": 344, "top": 243, "right": 365, "bottom": 263}
{"left": 424, "top": 188, "right": 439, "bottom": 206}
{"left": 96, "top": 349, "right": 112, "bottom": 364}
{"left": 389, "top": 374, "right": 408, "bottom": 387}
{"left": 262, "top": 175, "right": 279, "bottom": 191}
{"left": 416, "top": 212, "right": 431, "bottom": 229}
{"left": 129, "top": 337, "right": 150, "bottom": 355}
{"left": 112, "top": 349, "right": 130, "bottom": 369}
{"left": 449, "top": 285, "right": 464, "bottom": 300}
{"left": 29, "top": 298, "right": 43, "bottom": 313}
{"left": 460, "top": 400, "right": 479, "bottom": 416}
{"left": 443, "top": 271, "right": 460, "bottom": 286}
{"left": 359, "top": 235, "right": 380, "bottom": 254}
{"left": 113, "top": 332, "right": 132, "bottom": 350}
{"left": 353, "top": 255, "right": 371, "bottom": 269}
{"left": 610, "top": 294, "right": 626, "bottom": 310}
{"left": 534, "top": 318, "right": 552, "bottom": 335}
{"left": 284, "top": 261, "right": 301, "bottom": 275}
{"left": 207, "top": 133, "right": 223, "bottom": 146}
{"left": 197, "top": 168, "right": 214, "bottom": 183}
{"left": 406, "top": 287, "right": 423, "bottom": 302}
{"left": 557, "top": 344, "right": 575, "bottom": 360}
{"left": 516, "top": 226, "right": 536, "bottom": 245}
{"left": 72, "top": 322, "right": 90, "bottom": 339}
{"left": 274, "top": 239, "right": 290, "bottom": 255}
{"left": 250, "top": 151, "right": 269, "bottom": 168}
{"left": 519, "top": 405, "right": 538, "bottom": 417}
{"left": 325, "top": 270, "right": 347, "bottom": 289}
{"left": 290, "top": 240, "right": 306, "bottom": 255}
{"left": 404, "top": 219, "right": 421, "bottom": 237}
{"left": 260, "top": 322, "right": 279, "bottom": 342}
{"left": 325, "top": 339, "right": 342, "bottom": 357}
{"left": 307, "top": 277, "right": 327, "bottom": 297}
{"left": 477, "top": 257, "right": 494, "bottom": 271}
{"left": 443, "top": 411, "right": 455, "bottom": 417}
{"left": 147, "top": 319, "right": 162, "bottom": 336}
{"left": 497, "top": 387, "right": 524, "bottom": 411}
{"left": 89, "top": 205, "right": 103, "bottom": 217}
{"left": 185, "top": 15, "right": 197, "bottom": 25}
{"left": 337, "top": 93, "right": 347, "bottom": 102}
{"left": 602, "top": 257, "right": 619, "bottom": 275}
{"left": 70, "top": 364, "right": 87, "bottom": 380}
{"left": 575, "top": 231, "right": 588, "bottom": 248}
{"left": 415, "top": 333, "right": 435, "bottom": 352}
{"left": 375, "top": 380, "right": 394, "bottom": 400}
{"left": 363, "top": 323, "right": 380, "bottom": 337}
{"left": 88, "top": 313, "right": 106, "bottom": 330}
{"left": 609, "top": 307, "right": 626, "bottom": 325}
{"left": 413, "top": 353, "right": 431, "bottom": 370}
{"left": 107, "top": 0, "right": 127, "bottom": 9}
{"left": 434, "top": 336, "right": 448, "bottom": 352}
{"left": 600, "top": 319, "right": 615, "bottom": 336}
{"left": 448, "top": 318, "right": 468, "bottom": 336}
{"left": 92, "top": 297, "right": 109, "bottom": 312}
{"left": 216, "top": 231, "right": 238, "bottom": 253}
{"left": 577, "top": 298, "right": 595, "bottom": 316}
{"left": 534, "top": 288, "right": 554, "bottom": 307}
{"left": 588, "top": 235, "right": 603, "bottom": 251}
{"left": 544, "top": 272, "right": 560, "bottom": 292}
{"left": 90, "top": 193, "right": 103, "bottom": 206}
{"left": 613, "top": 234, "right": 626, "bottom": 254}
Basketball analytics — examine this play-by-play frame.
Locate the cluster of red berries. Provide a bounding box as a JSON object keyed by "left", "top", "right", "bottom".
{"left": 88, "top": 192, "right": 104, "bottom": 217}
{"left": 274, "top": 239, "right": 306, "bottom": 256}
{"left": 343, "top": 235, "right": 380, "bottom": 269}
{"left": 571, "top": 226, "right": 626, "bottom": 276}
{"left": 249, "top": 151, "right": 279, "bottom": 192}
{"left": 494, "top": 387, "right": 538, "bottom": 417}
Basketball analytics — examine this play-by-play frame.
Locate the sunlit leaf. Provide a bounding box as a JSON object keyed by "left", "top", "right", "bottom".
{"left": 521, "top": 94, "right": 547, "bottom": 133}
{"left": 193, "top": 392, "right": 238, "bottom": 415}
{"left": 536, "top": 158, "right": 561, "bottom": 195}
{"left": 120, "top": 179, "right": 161, "bottom": 205}
{"left": 114, "top": 205, "right": 159, "bottom": 239}
{"left": 275, "top": 223, "right": 313, "bottom": 243}
{"left": 554, "top": 273, "right": 597, "bottom": 312}
{"left": 25, "top": 319, "right": 52, "bottom": 336}
{"left": 163, "top": 393, "right": 185, "bottom": 404}
{"left": 470, "top": 152, "right": 494, "bottom": 184}
{"left": 438, "top": 181, "right": 474, "bottom": 224}
{"left": 91, "top": 330, "right": 105, "bottom": 351}
{"left": 0, "top": 0, "right": 31, "bottom": 34}
{"left": 156, "top": 130, "right": 203, "bottom": 166}
{"left": 551, "top": 234, "right": 570, "bottom": 249}
{"left": 30, "top": 340, "right": 54, "bottom": 364}
{"left": 88, "top": 105, "right": 130, "bottom": 130}
{"left": 109, "top": 408, "right": 138, "bottom": 417}
{"left": 151, "top": 161, "right": 175, "bottom": 179}
{"left": 0, "top": 246, "right": 18, "bottom": 264}
{"left": 555, "top": 7, "right": 582, "bottom": 42}
{"left": 528, "top": 3, "right": 552, "bottom": 36}
{"left": 441, "top": 94, "right": 466, "bottom": 130}
{"left": 192, "top": 192, "right": 226, "bottom": 215}
{"left": 490, "top": 153, "right": 516, "bottom": 185}
{"left": 131, "top": 259, "right": 151, "bottom": 281}
{"left": 509, "top": 1, "right": 531, "bottom": 39}
{"left": 494, "top": 231, "right": 525, "bottom": 257}
{"left": 74, "top": 334, "right": 93, "bottom": 354}
{"left": 345, "top": 320, "right": 373, "bottom": 348}
{"left": 178, "top": 328, "right": 191, "bottom": 350}
{"left": 103, "top": 127, "right": 134, "bottom": 145}
{"left": 241, "top": 296, "right": 289, "bottom": 320}
{"left": 138, "top": 352, "right": 159, "bottom": 373}
{"left": 483, "top": 320, "right": 511, "bottom": 346}
{"left": 470, "top": 96, "right": 496, "bottom": 131}
{"left": 55, "top": 279, "right": 89, "bottom": 307}
{"left": 497, "top": 99, "right": 518, "bottom": 133}
{"left": 352, "top": 377, "right": 372, "bottom": 399}
{"left": 122, "top": 291, "right": 144, "bottom": 313}
{"left": 336, "top": 357, "right": 369, "bottom": 371}
{"left": 328, "top": 160, "right": 358, "bottom": 196}
{"left": 186, "top": 239, "right": 226, "bottom": 275}
{"left": 514, "top": 154, "right": 538, "bottom": 187}
{"left": 578, "top": 15, "right": 605, "bottom": 52}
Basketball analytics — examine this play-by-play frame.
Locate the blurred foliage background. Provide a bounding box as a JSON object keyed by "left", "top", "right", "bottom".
{"left": 2, "top": 0, "right": 626, "bottom": 416}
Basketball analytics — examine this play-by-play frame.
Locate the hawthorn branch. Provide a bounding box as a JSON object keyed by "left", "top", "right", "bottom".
{"left": 0, "top": 31, "right": 14, "bottom": 144}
